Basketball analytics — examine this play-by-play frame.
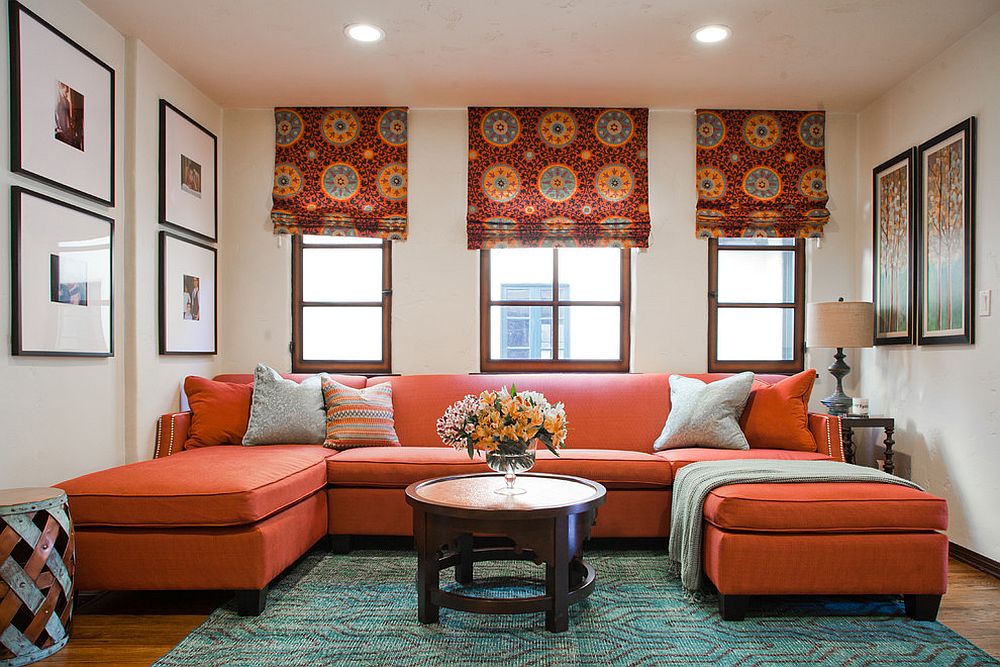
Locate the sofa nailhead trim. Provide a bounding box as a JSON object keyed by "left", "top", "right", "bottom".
{"left": 154, "top": 417, "right": 163, "bottom": 458}
{"left": 168, "top": 415, "right": 177, "bottom": 456}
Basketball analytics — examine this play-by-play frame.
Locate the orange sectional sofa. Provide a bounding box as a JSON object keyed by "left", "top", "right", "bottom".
{"left": 58, "top": 372, "right": 852, "bottom": 615}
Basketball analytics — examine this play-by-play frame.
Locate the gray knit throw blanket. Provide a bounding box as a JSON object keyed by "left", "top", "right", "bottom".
{"left": 668, "top": 459, "right": 923, "bottom": 591}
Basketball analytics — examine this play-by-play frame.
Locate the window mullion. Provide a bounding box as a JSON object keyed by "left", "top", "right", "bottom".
{"left": 552, "top": 248, "right": 560, "bottom": 361}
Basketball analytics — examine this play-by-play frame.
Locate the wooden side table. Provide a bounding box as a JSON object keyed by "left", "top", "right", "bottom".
{"left": 0, "top": 488, "right": 75, "bottom": 667}
{"left": 841, "top": 416, "right": 896, "bottom": 475}
{"left": 405, "top": 473, "right": 606, "bottom": 633}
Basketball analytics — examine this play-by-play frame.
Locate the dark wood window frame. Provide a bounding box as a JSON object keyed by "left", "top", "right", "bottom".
{"left": 291, "top": 236, "right": 392, "bottom": 374}
{"left": 480, "top": 248, "right": 631, "bottom": 373}
{"left": 708, "top": 238, "right": 805, "bottom": 374}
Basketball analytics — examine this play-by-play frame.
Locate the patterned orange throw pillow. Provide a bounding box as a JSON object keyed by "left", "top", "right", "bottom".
{"left": 739, "top": 369, "right": 817, "bottom": 451}
{"left": 320, "top": 376, "right": 400, "bottom": 450}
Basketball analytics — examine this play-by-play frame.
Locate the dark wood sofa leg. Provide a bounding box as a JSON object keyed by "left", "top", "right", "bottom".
{"left": 235, "top": 587, "right": 268, "bottom": 616}
{"left": 718, "top": 593, "right": 749, "bottom": 621}
{"left": 904, "top": 594, "right": 942, "bottom": 621}
{"left": 328, "top": 535, "right": 351, "bottom": 554}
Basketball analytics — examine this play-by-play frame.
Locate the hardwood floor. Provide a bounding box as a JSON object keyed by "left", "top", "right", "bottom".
{"left": 37, "top": 558, "right": 1000, "bottom": 666}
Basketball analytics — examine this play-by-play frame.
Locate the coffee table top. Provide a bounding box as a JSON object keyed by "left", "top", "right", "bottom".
{"left": 405, "top": 473, "right": 605, "bottom": 518}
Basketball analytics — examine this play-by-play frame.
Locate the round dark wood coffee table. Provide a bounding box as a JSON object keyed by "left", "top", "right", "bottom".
{"left": 404, "top": 472, "right": 606, "bottom": 633}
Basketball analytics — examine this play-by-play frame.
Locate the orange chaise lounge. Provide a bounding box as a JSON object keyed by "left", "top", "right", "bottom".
{"left": 57, "top": 372, "right": 946, "bottom": 618}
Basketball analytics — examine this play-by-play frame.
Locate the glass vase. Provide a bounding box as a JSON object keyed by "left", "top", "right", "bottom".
{"left": 485, "top": 440, "right": 537, "bottom": 495}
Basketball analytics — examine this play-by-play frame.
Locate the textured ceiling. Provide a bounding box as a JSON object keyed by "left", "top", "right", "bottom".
{"left": 82, "top": 0, "right": 999, "bottom": 111}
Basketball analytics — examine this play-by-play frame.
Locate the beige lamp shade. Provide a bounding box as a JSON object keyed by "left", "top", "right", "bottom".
{"left": 807, "top": 300, "right": 874, "bottom": 348}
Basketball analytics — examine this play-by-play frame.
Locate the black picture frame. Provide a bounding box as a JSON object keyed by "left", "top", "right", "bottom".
{"left": 159, "top": 231, "right": 218, "bottom": 355}
{"left": 916, "top": 117, "right": 976, "bottom": 346}
{"left": 159, "top": 100, "right": 218, "bottom": 242}
{"left": 872, "top": 147, "right": 917, "bottom": 346}
{"left": 8, "top": 0, "right": 115, "bottom": 206}
{"left": 11, "top": 186, "right": 114, "bottom": 357}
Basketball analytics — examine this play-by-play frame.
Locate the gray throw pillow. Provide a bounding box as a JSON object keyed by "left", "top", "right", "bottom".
{"left": 652, "top": 372, "right": 755, "bottom": 451}
{"left": 243, "top": 364, "right": 326, "bottom": 445}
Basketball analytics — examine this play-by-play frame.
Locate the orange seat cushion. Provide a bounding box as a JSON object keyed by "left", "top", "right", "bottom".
{"left": 184, "top": 376, "right": 252, "bottom": 449}
{"left": 327, "top": 447, "right": 671, "bottom": 489}
{"left": 327, "top": 447, "right": 488, "bottom": 487}
{"left": 703, "top": 482, "right": 948, "bottom": 533}
{"left": 654, "top": 447, "right": 830, "bottom": 477}
{"left": 740, "top": 370, "right": 817, "bottom": 451}
{"left": 59, "top": 445, "right": 334, "bottom": 528}
{"left": 532, "top": 450, "right": 671, "bottom": 488}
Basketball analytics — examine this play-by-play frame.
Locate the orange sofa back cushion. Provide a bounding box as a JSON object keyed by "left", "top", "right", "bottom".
{"left": 364, "top": 373, "right": 779, "bottom": 452}
{"left": 212, "top": 373, "right": 366, "bottom": 388}
{"left": 740, "top": 369, "right": 818, "bottom": 451}
{"left": 184, "top": 376, "right": 253, "bottom": 449}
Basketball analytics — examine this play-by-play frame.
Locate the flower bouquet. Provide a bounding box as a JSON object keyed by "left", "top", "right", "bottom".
{"left": 436, "top": 386, "right": 568, "bottom": 495}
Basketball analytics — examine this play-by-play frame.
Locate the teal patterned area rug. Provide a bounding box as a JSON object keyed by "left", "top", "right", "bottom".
{"left": 155, "top": 550, "right": 997, "bottom": 666}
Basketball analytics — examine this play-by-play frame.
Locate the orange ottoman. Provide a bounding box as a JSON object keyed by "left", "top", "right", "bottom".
{"left": 701, "top": 482, "right": 949, "bottom": 621}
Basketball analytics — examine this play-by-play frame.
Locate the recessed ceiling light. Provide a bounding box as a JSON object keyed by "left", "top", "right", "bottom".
{"left": 344, "top": 23, "right": 384, "bottom": 43}
{"left": 692, "top": 25, "right": 731, "bottom": 44}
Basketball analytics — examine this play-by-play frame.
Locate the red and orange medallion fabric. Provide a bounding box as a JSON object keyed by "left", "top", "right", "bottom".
{"left": 467, "top": 107, "right": 650, "bottom": 249}
{"left": 695, "top": 109, "right": 829, "bottom": 239}
{"left": 270, "top": 107, "right": 408, "bottom": 239}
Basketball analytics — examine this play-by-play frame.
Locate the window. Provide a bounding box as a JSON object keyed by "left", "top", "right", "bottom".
{"left": 292, "top": 235, "right": 391, "bottom": 373}
{"left": 480, "top": 247, "right": 630, "bottom": 372}
{"left": 708, "top": 238, "right": 805, "bottom": 373}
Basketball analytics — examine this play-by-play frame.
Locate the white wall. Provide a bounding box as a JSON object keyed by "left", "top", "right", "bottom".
{"left": 123, "top": 40, "right": 221, "bottom": 462}
{"left": 219, "top": 108, "right": 859, "bottom": 398}
{"left": 854, "top": 13, "right": 1000, "bottom": 562}
{"left": 0, "top": 0, "right": 125, "bottom": 487}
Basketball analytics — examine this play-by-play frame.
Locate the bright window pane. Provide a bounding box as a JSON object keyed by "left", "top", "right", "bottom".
{"left": 558, "top": 248, "right": 621, "bottom": 301}
{"left": 716, "top": 308, "right": 795, "bottom": 361}
{"left": 302, "top": 248, "right": 382, "bottom": 302}
{"left": 717, "top": 250, "right": 794, "bottom": 303}
{"left": 490, "top": 249, "right": 553, "bottom": 300}
{"left": 718, "top": 238, "right": 795, "bottom": 247}
{"left": 302, "top": 234, "right": 381, "bottom": 246}
{"left": 558, "top": 306, "right": 621, "bottom": 360}
{"left": 490, "top": 305, "right": 557, "bottom": 359}
{"left": 303, "top": 306, "right": 382, "bottom": 360}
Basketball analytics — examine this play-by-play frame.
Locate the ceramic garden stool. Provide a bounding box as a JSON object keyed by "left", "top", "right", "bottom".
{"left": 0, "top": 488, "right": 75, "bottom": 666}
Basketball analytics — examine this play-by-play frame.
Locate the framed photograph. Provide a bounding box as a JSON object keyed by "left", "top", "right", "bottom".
{"left": 872, "top": 148, "right": 916, "bottom": 345}
{"left": 159, "top": 231, "right": 216, "bottom": 354}
{"left": 916, "top": 117, "right": 976, "bottom": 346}
{"left": 8, "top": 1, "right": 115, "bottom": 206}
{"left": 159, "top": 100, "right": 218, "bottom": 241}
{"left": 11, "top": 186, "right": 113, "bottom": 356}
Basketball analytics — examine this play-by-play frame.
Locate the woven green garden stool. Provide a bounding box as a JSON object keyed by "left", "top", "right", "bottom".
{"left": 0, "top": 488, "right": 75, "bottom": 666}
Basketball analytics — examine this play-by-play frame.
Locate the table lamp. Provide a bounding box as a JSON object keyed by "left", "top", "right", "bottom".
{"left": 807, "top": 298, "right": 874, "bottom": 415}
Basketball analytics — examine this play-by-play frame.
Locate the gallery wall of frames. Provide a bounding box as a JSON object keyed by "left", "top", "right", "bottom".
{"left": 7, "top": 0, "right": 218, "bottom": 358}
{"left": 871, "top": 117, "right": 976, "bottom": 347}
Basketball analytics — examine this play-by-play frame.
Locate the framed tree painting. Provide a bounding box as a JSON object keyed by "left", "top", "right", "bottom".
{"left": 159, "top": 100, "right": 218, "bottom": 241}
{"left": 872, "top": 148, "right": 916, "bottom": 345}
{"left": 8, "top": 1, "right": 115, "bottom": 206}
{"left": 159, "top": 231, "right": 217, "bottom": 354}
{"left": 916, "top": 117, "right": 976, "bottom": 346}
{"left": 11, "top": 186, "right": 113, "bottom": 356}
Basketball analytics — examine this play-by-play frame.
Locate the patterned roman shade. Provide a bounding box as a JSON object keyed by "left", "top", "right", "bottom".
{"left": 467, "top": 107, "right": 650, "bottom": 249}
{"left": 271, "top": 107, "right": 407, "bottom": 239}
{"left": 695, "top": 109, "right": 829, "bottom": 238}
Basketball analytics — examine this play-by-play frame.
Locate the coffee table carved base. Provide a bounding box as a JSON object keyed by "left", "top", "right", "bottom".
{"left": 407, "top": 473, "right": 606, "bottom": 633}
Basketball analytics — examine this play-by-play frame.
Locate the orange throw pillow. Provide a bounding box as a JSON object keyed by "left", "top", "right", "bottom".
{"left": 739, "top": 370, "right": 817, "bottom": 452}
{"left": 184, "top": 376, "right": 253, "bottom": 449}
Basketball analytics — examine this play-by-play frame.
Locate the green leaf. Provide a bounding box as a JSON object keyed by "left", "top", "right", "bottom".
{"left": 510, "top": 383, "right": 517, "bottom": 396}
{"left": 467, "top": 440, "right": 475, "bottom": 460}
